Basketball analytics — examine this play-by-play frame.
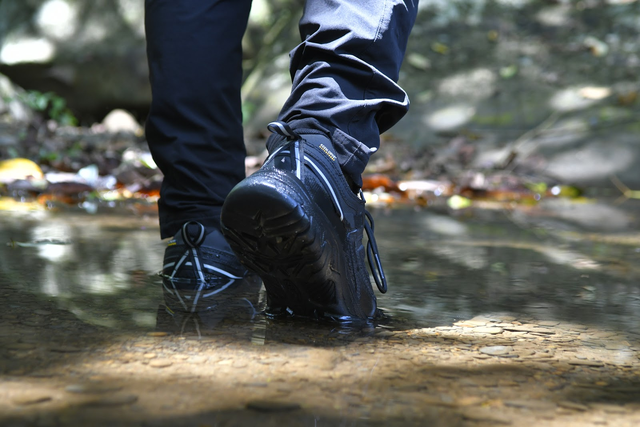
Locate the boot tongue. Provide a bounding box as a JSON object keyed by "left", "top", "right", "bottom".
{"left": 265, "top": 133, "right": 289, "bottom": 154}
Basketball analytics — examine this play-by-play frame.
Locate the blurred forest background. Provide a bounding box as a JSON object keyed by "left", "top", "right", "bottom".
{"left": 1, "top": 0, "right": 640, "bottom": 209}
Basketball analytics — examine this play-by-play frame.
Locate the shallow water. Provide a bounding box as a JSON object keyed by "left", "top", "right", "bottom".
{"left": 1, "top": 199, "right": 640, "bottom": 426}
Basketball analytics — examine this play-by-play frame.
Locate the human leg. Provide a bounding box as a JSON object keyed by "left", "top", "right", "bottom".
{"left": 221, "top": 0, "right": 417, "bottom": 322}
{"left": 145, "top": 0, "right": 253, "bottom": 312}
{"left": 278, "top": 0, "right": 418, "bottom": 187}
{"left": 145, "top": 0, "right": 252, "bottom": 239}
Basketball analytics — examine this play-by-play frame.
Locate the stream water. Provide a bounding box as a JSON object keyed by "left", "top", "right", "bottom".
{"left": 0, "top": 198, "right": 639, "bottom": 426}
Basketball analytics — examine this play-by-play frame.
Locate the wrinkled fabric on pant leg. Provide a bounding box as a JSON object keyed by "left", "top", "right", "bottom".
{"left": 145, "top": 0, "right": 417, "bottom": 238}
{"left": 278, "top": 0, "right": 418, "bottom": 186}
{"left": 145, "top": 0, "right": 251, "bottom": 238}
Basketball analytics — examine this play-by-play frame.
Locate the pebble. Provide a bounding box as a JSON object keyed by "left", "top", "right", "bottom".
{"left": 147, "top": 332, "right": 169, "bottom": 337}
{"left": 479, "top": 346, "right": 513, "bottom": 356}
{"left": 149, "top": 359, "right": 173, "bottom": 368}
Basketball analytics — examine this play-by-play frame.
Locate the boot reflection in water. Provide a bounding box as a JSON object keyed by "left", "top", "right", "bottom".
{"left": 156, "top": 274, "right": 264, "bottom": 335}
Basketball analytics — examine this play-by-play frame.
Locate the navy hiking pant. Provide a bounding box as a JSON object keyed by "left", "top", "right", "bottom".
{"left": 145, "top": 0, "right": 418, "bottom": 238}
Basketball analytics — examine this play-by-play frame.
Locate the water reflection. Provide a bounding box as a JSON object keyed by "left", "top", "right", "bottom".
{"left": 1, "top": 203, "right": 640, "bottom": 427}
{"left": 0, "top": 200, "right": 639, "bottom": 335}
{"left": 373, "top": 200, "right": 640, "bottom": 332}
{"left": 157, "top": 274, "right": 264, "bottom": 337}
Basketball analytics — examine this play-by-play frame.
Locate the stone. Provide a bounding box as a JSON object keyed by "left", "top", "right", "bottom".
{"left": 102, "top": 109, "right": 142, "bottom": 134}
{"left": 479, "top": 346, "right": 513, "bottom": 356}
{"left": 149, "top": 359, "right": 173, "bottom": 368}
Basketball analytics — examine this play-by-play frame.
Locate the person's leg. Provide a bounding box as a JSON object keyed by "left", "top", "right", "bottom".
{"left": 145, "top": 0, "right": 252, "bottom": 312}
{"left": 145, "top": 0, "right": 252, "bottom": 239}
{"left": 221, "top": 0, "right": 417, "bottom": 322}
{"left": 277, "top": 0, "right": 418, "bottom": 187}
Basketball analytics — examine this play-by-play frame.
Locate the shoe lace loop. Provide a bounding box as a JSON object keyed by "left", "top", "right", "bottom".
{"left": 268, "top": 121, "right": 305, "bottom": 180}
{"left": 167, "top": 221, "right": 208, "bottom": 313}
{"left": 361, "top": 192, "right": 388, "bottom": 293}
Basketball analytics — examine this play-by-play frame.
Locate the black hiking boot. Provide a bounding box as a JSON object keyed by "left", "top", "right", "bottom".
{"left": 220, "top": 122, "right": 387, "bottom": 323}
{"left": 160, "top": 221, "right": 249, "bottom": 313}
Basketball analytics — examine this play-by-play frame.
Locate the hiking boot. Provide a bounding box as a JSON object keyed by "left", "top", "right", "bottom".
{"left": 160, "top": 221, "right": 249, "bottom": 313}
{"left": 220, "top": 122, "right": 387, "bottom": 322}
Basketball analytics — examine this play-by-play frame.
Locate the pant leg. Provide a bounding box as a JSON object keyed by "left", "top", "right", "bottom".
{"left": 278, "top": 0, "right": 418, "bottom": 187}
{"left": 145, "top": 0, "right": 252, "bottom": 239}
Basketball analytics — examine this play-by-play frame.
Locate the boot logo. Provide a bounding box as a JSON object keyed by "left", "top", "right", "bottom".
{"left": 319, "top": 144, "right": 336, "bottom": 161}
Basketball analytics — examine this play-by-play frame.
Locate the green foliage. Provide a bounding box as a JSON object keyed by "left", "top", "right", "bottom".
{"left": 19, "top": 90, "right": 78, "bottom": 126}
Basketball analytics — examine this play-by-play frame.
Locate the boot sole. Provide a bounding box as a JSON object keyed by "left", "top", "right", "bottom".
{"left": 221, "top": 171, "right": 363, "bottom": 319}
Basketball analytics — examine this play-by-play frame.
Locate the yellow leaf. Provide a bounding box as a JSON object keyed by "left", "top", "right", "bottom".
{"left": 0, "top": 158, "right": 43, "bottom": 183}
{"left": 0, "top": 197, "right": 44, "bottom": 212}
{"left": 447, "top": 195, "right": 472, "bottom": 210}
